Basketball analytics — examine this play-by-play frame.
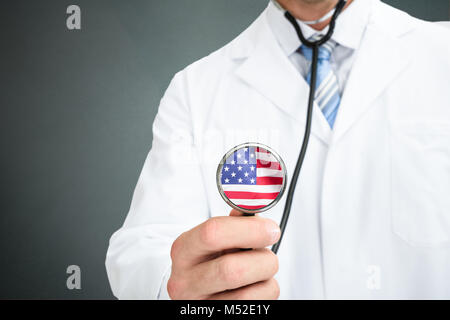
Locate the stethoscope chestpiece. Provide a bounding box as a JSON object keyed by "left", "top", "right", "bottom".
{"left": 216, "top": 142, "right": 287, "bottom": 215}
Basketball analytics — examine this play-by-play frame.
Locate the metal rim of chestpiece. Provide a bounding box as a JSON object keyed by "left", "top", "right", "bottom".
{"left": 216, "top": 142, "right": 288, "bottom": 214}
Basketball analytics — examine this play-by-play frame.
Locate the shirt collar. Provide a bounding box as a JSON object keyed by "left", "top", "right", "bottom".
{"left": 266, "top": 0, "right": 373, "bottom": 56}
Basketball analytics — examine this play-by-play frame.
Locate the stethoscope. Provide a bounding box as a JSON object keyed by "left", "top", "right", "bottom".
{"left": 216, "top": 0, "right": 347, "bottom": 254}
{"left": 270, "top": 0, "right": 347, "bottom": 254}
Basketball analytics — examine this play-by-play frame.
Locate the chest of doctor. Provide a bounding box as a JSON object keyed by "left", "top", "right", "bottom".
{"left": 192, "top": 60, "right": 450, "bottom": 248}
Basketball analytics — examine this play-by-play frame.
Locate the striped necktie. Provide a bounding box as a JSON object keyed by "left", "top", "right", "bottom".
{"left": 300, "top": 35, "right": 340, "bottom": 128}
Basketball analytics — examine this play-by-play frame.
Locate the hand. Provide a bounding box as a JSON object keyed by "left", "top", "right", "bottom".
{"left": 167, "top": 209, "right": 281, "bottom": 299}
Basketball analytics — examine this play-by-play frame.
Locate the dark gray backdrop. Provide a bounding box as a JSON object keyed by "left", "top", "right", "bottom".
{"left": 1, "top": 0, "right": 449, "bottom": 299}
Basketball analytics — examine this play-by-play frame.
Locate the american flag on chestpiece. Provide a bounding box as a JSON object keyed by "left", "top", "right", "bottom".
{"left": 220, "top": 146, "right": 284, "bottom": 210}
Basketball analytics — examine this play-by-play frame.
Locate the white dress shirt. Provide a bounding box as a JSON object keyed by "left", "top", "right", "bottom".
{"left": 266, "top": 0, "right": 371, "bottom": 94}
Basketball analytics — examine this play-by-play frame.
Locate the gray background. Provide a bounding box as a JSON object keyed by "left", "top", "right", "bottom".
{"left": 1, "top": 0, "right": 449, "bottom": 299}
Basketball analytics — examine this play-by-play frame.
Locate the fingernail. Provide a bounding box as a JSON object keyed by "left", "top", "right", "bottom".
{"left": 266, "top": 221, "right": 281, "bottom": 243}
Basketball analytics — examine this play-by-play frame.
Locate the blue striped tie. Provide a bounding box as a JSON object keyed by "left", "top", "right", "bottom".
{"left": 301, "top": 35, "right": 340, "bottom": 128}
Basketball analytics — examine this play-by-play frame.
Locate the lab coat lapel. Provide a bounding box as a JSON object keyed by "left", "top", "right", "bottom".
{"left": 332, "top": 24, "right": 411, "bottom": 143}
{"left": 234, "top": 16, "right": 331, "bottom": 145}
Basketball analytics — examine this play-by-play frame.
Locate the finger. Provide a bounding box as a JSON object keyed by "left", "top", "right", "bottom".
{"left": 186, "top": 248, "right": 278, "bottom": 297}
{"left": 230, "top": 209, "right": 257, "bottom": 250}
{"left": 208, "top": 278, "right": 280, "bottom": 300}
{"left": 171, "top": 216, "right": 281, "bottom": 267}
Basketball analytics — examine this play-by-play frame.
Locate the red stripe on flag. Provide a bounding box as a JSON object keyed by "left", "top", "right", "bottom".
{"left": 256, "top": 177, "right": 283, "bottom": 185}
{"left": 236, "top": 204, "right": 268, "bottom": 210}
{"left": 256, "top": 160, "right": 281, "bottom": 170}
{"left": 256, "top": 147, "right": 270, "bottom": 153}
{"left": 224, "top": 191, "right": 279, "bottom": 200}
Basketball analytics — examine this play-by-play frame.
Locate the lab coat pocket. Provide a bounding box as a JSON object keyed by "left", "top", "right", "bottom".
{"left": 390, "top": 121, "right": 450, "bottom": 247}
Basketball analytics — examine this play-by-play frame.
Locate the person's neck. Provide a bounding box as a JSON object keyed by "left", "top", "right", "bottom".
{"left": 276, "top": 0, "right": 353, "bottom": 31}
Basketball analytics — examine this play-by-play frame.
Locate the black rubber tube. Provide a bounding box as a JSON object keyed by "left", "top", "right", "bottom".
{"left": 271, "top": 0, "right": 347, "bottom": 254}
{"left": 271, "top": 44, "right": 318, "bottom": 254}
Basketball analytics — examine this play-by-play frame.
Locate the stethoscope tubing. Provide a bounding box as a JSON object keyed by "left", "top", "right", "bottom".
{"left": 271, "top": 0, "right": 347, "bottom": 254}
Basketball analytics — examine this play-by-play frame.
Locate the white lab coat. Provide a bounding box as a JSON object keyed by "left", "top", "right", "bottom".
{"left": 106, "top": 0, "right": 450, "bottom": 299}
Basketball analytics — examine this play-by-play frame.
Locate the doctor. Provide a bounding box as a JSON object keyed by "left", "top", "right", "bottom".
{"left": 106, "top": 0, "right": 450, "bottom": 299}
